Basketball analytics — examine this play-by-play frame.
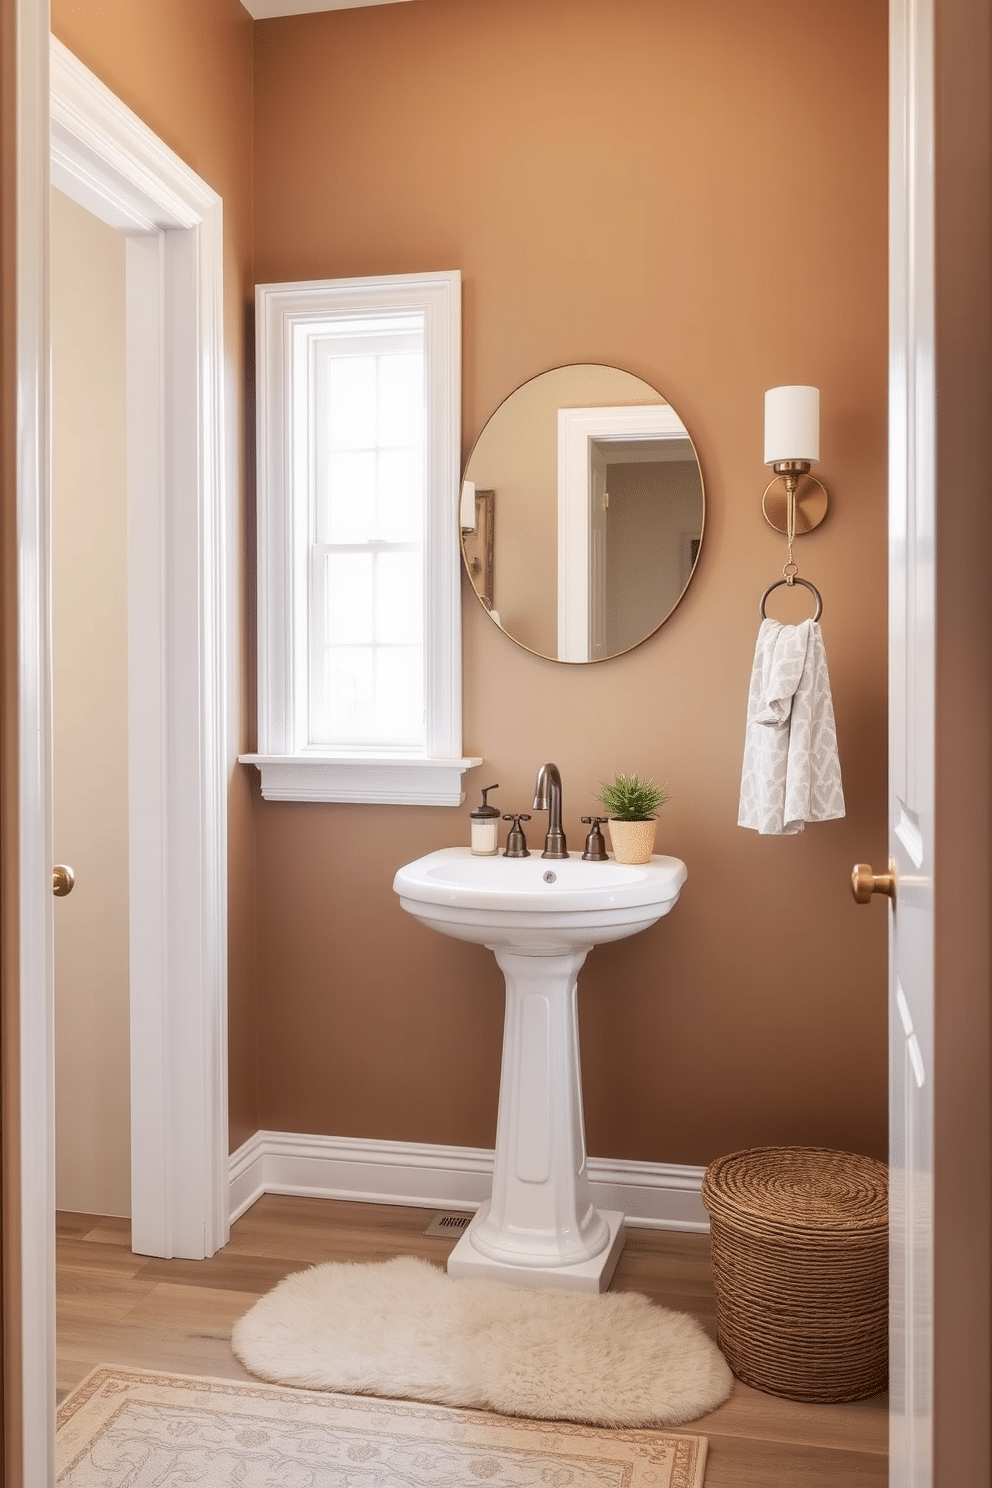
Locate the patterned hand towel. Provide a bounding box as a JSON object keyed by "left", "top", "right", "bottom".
{"left": 738, "top": 617, "right": 845, "bottom": 834}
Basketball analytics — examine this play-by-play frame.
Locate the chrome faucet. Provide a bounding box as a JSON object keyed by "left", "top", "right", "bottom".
{"left": 533, "top": 762, "right": 568, "bottom": 859}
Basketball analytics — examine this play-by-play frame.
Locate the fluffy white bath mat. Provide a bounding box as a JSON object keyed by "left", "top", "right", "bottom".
{"left": 231, "top": 1255, "right": 733, "bottom": 1429}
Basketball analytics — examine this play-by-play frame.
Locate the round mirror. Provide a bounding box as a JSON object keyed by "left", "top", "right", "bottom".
{"left": 461, "top": 364, "right": 704, "bottom": 662}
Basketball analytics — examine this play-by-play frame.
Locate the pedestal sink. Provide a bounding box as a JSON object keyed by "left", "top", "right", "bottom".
{"left": 393, "top": 847, "right": 687, "bottom": 1292}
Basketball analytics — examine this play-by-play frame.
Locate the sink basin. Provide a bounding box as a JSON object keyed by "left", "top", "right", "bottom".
{"left": 393, "top": 844, "right": 687, "bottom": 1294}
{"left": 393, "top": 847, "right": 687, "bottom": 952}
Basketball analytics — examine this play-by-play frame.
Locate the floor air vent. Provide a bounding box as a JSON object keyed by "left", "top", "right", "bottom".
{"left": 424, "top": 1212, "right": 472, "bottom": 1237}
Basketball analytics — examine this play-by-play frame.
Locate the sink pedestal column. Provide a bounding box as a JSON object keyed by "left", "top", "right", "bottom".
{"left": 447, "top": 946, "right": 625, "bottom": 1293}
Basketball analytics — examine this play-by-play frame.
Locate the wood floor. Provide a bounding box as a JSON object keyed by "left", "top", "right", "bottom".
{"left": 57, "top": 1195, "right": 888, "bottom": 1487}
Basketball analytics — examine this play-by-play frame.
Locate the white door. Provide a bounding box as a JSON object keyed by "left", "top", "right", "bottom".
{"left": 884, "top": 1, "right": 935, "bottom": 1481}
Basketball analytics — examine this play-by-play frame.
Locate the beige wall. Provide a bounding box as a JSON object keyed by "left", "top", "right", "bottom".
{"left": 50, "top": 189, "right": 131, "bottom": 1216}
{"left": 252, "top": 0, "right": 890, "bottom": 1164}
{"left": 50, "top": 0, "right": 259, "bottom": 1152}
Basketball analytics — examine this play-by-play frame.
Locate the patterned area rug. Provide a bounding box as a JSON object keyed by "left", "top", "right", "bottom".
{"left": 57, "top": 1367, "right": 711, "bottom": 1486}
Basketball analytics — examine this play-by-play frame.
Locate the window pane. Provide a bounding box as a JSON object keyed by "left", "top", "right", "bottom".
{"left": 322, "top": 451, "right": 376, "bottom": 544}
{"left": 323, "top": 552, "right": 373, "bottom": 644}
{"left": 311, "top": 644, "right": 423, "bottom": 746}
{"left": 375, "top": 551, "right": 422, "bottom": 643}
{"left": 377, "top": 352, "right": 423, "bottom": 449}
{"left": 317, "top": 647, "right": 374, "bottom": 741}
{"left": 377, "top": 448, "right": 423, "bottom": 543}
{"left": 376, "top": 647, "right": 423, "bottom": 742}
{"left": 326, "top": 355, "right": 376, "bottom": 450}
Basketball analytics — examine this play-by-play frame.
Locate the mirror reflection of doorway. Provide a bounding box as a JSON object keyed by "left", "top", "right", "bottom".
{"left": 50, "top": 186, "right": 132, "bottom": 1237}
{"left": 595, "top": 440, "right": 704, "bottom": 656}
{"left": 557, "top": 402, "right": 703, "bottom": 663}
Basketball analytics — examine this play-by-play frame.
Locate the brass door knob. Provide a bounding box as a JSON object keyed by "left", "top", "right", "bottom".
{"left": 52, "top": 865, "right": 75, "bottom": 898}
{"left": 851, "top": 860, "right": 895, "bottom": 904}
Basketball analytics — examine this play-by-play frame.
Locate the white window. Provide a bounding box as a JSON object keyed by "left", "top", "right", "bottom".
{"left": 242, "top": 272, "right": 480, "bottom": 804}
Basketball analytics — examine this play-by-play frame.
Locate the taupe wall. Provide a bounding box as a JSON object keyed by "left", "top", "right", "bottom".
{"left": 605, "top": 458, "right": 703, "bottom": 651}
{"left": 47, "top": 0, "right": 890, "bottom": 1174}
{"left": 51, "top": 0, "right": 259, "bottom": 1151}
{"left": 51, "top": 188, "right": 130, "bottom": 1217}
{"left": 252, "top": 0, "right": 890, "bottom": 1164}
{"left": 41, "top": 0, "right": 891, "bottom": 1172}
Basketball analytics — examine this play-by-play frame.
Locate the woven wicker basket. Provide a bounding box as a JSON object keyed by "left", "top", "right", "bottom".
{"left": 701, "top": 1146, "right": 888, "bottom": 1402}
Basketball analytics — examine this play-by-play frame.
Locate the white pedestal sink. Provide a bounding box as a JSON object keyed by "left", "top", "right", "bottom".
{"left": 393, "top": 847, "right": 687, "bottom": 1293}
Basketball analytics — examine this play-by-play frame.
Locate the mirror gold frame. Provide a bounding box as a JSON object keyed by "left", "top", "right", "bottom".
{"left": 461, "top": 364, "right": 705, "bottom": 663}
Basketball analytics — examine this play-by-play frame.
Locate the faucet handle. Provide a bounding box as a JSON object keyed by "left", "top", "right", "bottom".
{"left": 502, "top": 814, "right": 532, "bottom": 859}
{"left": 580, "top": 816, "right": 610, "bottom": 861}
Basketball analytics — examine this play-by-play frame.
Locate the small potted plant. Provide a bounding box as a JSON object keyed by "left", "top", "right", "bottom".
{"left": 594, "top": 772, "right": 669, "bottom": 864}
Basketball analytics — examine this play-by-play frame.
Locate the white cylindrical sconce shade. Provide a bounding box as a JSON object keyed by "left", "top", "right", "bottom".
{"left": 764, "top": 385, "right": 820, "bottom": 466}
{"left": 460, "top": 479, "right": 477, "bottom": 531}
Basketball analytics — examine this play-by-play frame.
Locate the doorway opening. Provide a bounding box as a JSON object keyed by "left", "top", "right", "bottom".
{"left": 14, "top": 36, "right": 232, "bottom": 1477}
{"left": 51, "top": 187, "right": 131, "bottom": 1225}
{"left": 49, "top": 33, "right": 230, "bottom": 1265}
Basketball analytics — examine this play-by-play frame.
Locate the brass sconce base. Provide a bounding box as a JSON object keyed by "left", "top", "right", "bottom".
{"left": 762, "top": 470, "right": 829, "bottom": 535}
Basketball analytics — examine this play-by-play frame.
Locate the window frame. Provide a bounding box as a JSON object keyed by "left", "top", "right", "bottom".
{"left": 243, "top": 271, "right": 480, "bottom": 805}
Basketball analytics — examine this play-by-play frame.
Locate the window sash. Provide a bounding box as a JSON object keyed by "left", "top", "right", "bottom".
{"left": 309, "top": 543, "right": 424, "bottom": 747}
{"left": 246, "top": 271, "right": 480, "bottom": 805}
{"left": 307, "top": 317, "right": 426, "bottom": 748}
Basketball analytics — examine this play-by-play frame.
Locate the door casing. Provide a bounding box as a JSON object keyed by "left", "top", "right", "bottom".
{"left": 11, "top": 32, "right": 230, "bottom": 1483}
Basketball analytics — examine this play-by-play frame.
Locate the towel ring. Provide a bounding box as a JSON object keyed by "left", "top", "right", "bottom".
{"left": 759, "top": 576, "right": 823, "bottom": 622}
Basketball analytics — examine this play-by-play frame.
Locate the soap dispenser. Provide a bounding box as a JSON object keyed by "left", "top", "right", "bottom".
{"left": 470, "top": 785, "right": 500, "bottom": 856}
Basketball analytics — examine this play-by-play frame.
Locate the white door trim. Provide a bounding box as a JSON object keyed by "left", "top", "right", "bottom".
{"left": 13, "top": 30, "right": 229, "bottom": 1480}
{"left": 557, "top": 404, "right": 686, "bottom": 662}
{"left": 50, "top": 37, "right": 230, "bottom": 1255}
{"left": 14, "top": 6, "right": 57, "bottom": 1485}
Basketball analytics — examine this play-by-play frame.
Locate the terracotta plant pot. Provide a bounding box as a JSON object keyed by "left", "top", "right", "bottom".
{"left": 607, "top": 818, "right": 657, "bottom": 864}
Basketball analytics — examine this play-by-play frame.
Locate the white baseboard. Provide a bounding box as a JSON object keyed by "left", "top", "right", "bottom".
{"left": 229, "top": 1131, "right": 708, "bottom": 1233}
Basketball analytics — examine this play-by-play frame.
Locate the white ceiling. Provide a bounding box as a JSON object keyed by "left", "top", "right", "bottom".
{"left": 241, "top": 0, "right": 417, "bottom": 17}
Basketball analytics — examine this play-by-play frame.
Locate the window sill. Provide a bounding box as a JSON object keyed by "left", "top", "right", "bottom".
{"left": 239, "top": 753, "right": 484, "bottom": 806}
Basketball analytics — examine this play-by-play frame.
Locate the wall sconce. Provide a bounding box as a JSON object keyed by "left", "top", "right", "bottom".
{"left": 762, "top": 385, "right": 829, "bottom": 537}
